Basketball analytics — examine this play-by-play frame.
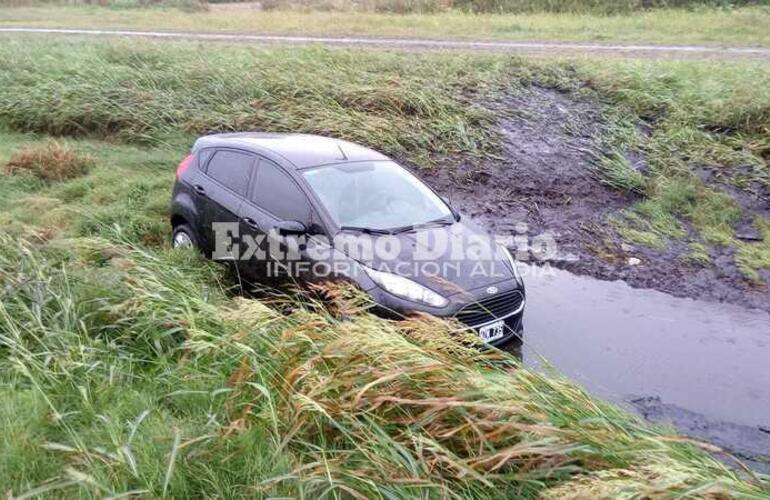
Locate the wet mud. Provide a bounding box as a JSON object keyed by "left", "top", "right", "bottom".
{"left": 420, "top": 86, "right": 770, "bottom": 312}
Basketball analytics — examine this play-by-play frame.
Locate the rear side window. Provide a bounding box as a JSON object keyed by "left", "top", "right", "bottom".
{"left": 251, "top": 160, "right": 311, "bottom": 223}
{"left": 198, "top": 148, "right": 215, "bottom": 171}
{"left": 206, "top": 150, "right": 255, "bottom": 196}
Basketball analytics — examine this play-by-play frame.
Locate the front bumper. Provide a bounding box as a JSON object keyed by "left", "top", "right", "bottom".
{"left": 459, "top": 300, "right": 525, "bottom": 347}
{"left": 367, "top": 281, "right": 526, "bottom": 348}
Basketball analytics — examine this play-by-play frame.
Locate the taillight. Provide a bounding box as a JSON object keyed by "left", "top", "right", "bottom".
{"left": 176, "top": 154, "right": 194, "bottom": 178}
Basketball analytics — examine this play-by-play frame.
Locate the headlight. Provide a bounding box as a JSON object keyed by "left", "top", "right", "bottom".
{"left": 499, "top": 245, "right": 523, "bottom": 286}
{"left": 365, "top": 268, "right": 449, "bottom": 308}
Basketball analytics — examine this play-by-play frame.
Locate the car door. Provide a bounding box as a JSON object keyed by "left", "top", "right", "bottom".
{"left": 200, "top": 148, "right": 256, "bottom": 260}
{"left": 238, "top": 157, "right": 317, "bottom": 279}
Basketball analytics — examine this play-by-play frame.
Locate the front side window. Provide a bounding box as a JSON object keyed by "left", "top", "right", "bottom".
{"left": 302, "top": 161, "right": 452, "bottom": 231}
{"left": 251, "top": 159, "right": 311, "bottom": 223}
{"left": 206, "top": 150, "right": 255, "bottom": 196}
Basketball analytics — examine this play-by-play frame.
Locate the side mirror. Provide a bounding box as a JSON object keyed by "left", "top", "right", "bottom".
{"left": 275, "top": 220, "right": 307, "bottom": 236}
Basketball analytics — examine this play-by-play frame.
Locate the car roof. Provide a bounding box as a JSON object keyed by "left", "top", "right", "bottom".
{"left": 192, "top": 132, "right": 389, "bottom": 169}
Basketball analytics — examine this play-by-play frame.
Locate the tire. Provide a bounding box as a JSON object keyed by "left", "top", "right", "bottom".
{"left": 171, "top": 223, "right": 199, "bottom": 250}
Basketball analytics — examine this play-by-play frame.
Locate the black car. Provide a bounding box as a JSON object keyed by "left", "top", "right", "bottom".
{"left": 170, "top": 133, "right": 525, "bottom": 346}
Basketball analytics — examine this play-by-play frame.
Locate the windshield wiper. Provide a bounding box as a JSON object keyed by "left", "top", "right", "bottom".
{"left": 389, "top": 217, "right": 455, "bottom": 234}
{"left": 339, "top": 225, "right": 393, "bottom": 235}
{"left": 389, "top": 224, "right": 416, "bottom": 234}
{"left": 340, "top": 217, "right": 455, "bottom": 236}
{"left": 425, "top": 216, "right": 455, "bottom": 226}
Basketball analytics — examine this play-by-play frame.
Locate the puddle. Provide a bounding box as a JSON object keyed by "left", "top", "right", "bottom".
{"left": 514, "top": 264, "right": 770, "bottom": 471}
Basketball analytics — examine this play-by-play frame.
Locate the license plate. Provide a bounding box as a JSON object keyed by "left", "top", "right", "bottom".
{"left": 479, "top": 320, "right": 505, "bottom": 342}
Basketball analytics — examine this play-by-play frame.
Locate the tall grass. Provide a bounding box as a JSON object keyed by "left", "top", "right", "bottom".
{"left": 0, "top": 37, "right": 769, "bottom": 495}
{"left": 1, "top": 233, "right": 766, "bottom": 496}
{"left": 0, "top": 38, "right": 507, "bottom": 165}
{"left": 1, "top": 39, "right": 769, "bottom": 277}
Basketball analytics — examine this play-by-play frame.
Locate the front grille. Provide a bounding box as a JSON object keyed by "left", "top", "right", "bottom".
{"left": 454, "top": 289, "right": 524, "bottom": 326}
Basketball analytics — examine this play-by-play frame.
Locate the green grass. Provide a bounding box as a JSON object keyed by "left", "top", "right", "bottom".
{"left": 0, "top": 129, "right": 176, "bottom": 245}
{"left": 683, "top": 241, "right": 713, "bottom": 267}
{"left": 736, "top": 217, "right": 770, "bottom": 281}
{"left": 0, "top": 38, "right": 509, "bottom": 166}
{"left": 597, "top": 153, "right": 647, "bottom": 194}
{"left": 575, "top": 59, "right": 770, "bottom": 277}
{"left": 0, "top": 228, "right": 767, "bottom": 497}
{"left": 0, "top": 38, "right": 769, "bottom": 495}
{"left": 500, "top": 56, "right": 770, "bottom": 278}
{"left": 2, "top": 4, "right": 770, "bottom": 46}
{"left": 0, "top": 37, "right": 769, "bottom": 278}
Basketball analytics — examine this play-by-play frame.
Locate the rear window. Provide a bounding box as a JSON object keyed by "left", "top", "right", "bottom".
{"left": 206, "top": 150, "right": 255, "bottom": 196}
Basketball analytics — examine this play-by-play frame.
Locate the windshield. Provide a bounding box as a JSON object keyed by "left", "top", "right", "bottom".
{"left": 302, "top": 161, "right": 453, "bottom": 231}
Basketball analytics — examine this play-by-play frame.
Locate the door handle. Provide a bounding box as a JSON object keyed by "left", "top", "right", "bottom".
{"left": 193, "top": 184, "right": 206, "bottom": 195}
{"left": 242, "top": 217, "right": 259, "bottom": 229}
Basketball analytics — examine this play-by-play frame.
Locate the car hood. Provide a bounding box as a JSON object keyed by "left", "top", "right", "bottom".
{"left": 335, "top": 218, "right": 515, "bottom": 298}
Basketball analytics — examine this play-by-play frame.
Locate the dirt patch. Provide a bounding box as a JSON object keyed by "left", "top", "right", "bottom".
{"left": 424, "top": 87, "right": 632, "bottom": 260}
{"left": 419, "top": 86, "right": 770, "bottom": 312}
{"left": 209, "top": 2, "right": 262, "bottom": 11}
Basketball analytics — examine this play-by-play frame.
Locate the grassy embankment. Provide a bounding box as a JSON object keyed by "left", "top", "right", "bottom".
{"left": 1, "top": 38, "right": 768, "bottom": 280}
{"left": 2, "top": 3, "right": 770, "bottom": 46}
{"left": 0, "top": 38, "right": 769, "bottom": 496}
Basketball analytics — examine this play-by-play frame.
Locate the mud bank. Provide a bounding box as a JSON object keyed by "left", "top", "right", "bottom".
{"left": 632, "top": 397, "right": 770, "bottom": 474}
{"left": 421, "top": 86, "right": 770, "bottom": 312}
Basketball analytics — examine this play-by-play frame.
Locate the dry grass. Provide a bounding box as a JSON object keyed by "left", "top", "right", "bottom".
{"left": 5, "top": 0, "right": 767, "bottom": 14}
{"left": 5, "top": 140, "right": 93, "bottom": 182}
{"left": 256, "top": 0, "right": 769, "bottom": 14}
{"left": 3, "top": 5, "right": 770, "bottom": 46}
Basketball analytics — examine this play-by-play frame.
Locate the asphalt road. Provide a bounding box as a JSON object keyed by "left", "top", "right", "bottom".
{"left": 2, "top": 27, "right": 770, "bottom": 59}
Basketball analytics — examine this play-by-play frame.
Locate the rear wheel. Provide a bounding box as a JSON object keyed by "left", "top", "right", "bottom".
{"left": 172, "top": 223, "right": 198, "bottom": 250}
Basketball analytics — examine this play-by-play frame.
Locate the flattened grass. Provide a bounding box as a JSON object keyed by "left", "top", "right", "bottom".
{"left": 0, "top": 233, "right": 767, "bottom": 497}
{"left": 736, "top": 217, "right": 770, "bottom": 282}
{"left": 0, "top": 38, "right": 504, "bottom": 165}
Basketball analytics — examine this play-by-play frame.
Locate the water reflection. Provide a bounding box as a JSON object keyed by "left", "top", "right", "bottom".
{"left": 507, "top": 264, "right": 770, "bottom": 467}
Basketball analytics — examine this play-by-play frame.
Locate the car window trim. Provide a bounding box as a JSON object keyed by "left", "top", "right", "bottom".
{"left": 244, "top": 156, "right": 326, "bottom": 232}
{"left": 302, "top": 160, "right": 454, "bottom": 234}
{"left": 200, "top": 147, "right": 258, "bottom": 199}
{"left": 197, "top": 147, "right": 216, "bottom": 174}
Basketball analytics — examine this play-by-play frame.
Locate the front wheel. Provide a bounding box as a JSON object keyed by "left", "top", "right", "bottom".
{"left": 172, "top": 223, "right": 198, "bottom": 250}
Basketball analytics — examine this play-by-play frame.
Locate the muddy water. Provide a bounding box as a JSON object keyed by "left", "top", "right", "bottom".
{"left": 515, "top": 265, "right": 770, "bottom": 471}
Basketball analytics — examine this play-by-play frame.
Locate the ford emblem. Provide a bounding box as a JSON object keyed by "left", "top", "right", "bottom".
{"left": 486, "top": 286, "right": 498, "bottom": 295}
